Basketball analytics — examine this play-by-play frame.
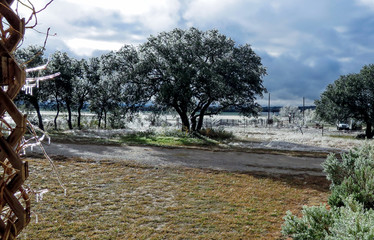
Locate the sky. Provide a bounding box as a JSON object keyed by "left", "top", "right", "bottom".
{"left": 16, "top": 0, "right": 374, "bottom": 106}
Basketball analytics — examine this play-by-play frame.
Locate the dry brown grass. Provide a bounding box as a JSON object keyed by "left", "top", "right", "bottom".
{"left": 19, "top": 158, "right": 329, "bottom": 240}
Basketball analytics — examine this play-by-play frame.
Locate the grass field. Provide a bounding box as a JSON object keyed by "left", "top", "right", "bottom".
{"left": 46, "top": 130, "right": 219, "bottom": 148}
{"left": 19, "top": 157, "right": 329, "bottom": 240}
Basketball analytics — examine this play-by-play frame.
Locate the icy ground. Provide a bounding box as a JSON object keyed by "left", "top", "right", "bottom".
{"left": 63, "top": 124, "right": 364, "bottom": 154}
{"left": 28, "top": 113, "right": 368, "bottom": 175}
{"left": 36, "top": 111, "right": 366, "bottom": 153}
{"left": 228, "top": 126, "right": 362, "bottom": 152}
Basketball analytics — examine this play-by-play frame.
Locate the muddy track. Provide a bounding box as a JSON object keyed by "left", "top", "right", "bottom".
{"left": 27, "top": 143, "right": 326, "bottom": 176}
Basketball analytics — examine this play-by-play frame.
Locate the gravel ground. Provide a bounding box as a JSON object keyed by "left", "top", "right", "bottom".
{"left": 25, "top": 117, "right": 365, "bottom": 177}
{"left": 29, "top": 142, "right": 326, "bottom": 176}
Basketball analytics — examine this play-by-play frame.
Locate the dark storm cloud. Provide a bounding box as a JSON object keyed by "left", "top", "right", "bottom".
{"left": 259, "top": 52, "right": 342, "bottom": 105}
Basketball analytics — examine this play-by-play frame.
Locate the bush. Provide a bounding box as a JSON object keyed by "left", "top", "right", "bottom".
{"left": 327, "top": 198, "right": 374, "bottom": 240}
{"left": 322, "top": 144, "right": 374, "bottom": 208}
{"left": 282, "top": 205, "right": 333, "bottom": 239}
{"left": 132, "top": 129, "right": 156, "bottom": 138}
{"left": 108, "top": 110, "right": 127, "bottom": 129}
{"left": 199, "top": 127, "right": 233, "bottom": 140}
{"left": 161, "top": 129, "right": 189, "bottom": 138}
{"left": 282, "top": 144, "right": 374, "bottom": 239}
{"left": 282, "top": 198, "right": 374, "bottom": 240}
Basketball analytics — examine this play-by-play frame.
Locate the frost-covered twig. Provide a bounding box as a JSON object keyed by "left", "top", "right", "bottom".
{"left": 24, "top": 120, "right": 66, "bottom": 195}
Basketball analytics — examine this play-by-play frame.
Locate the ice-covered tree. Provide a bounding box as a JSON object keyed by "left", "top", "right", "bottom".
{"left": 47, "top": 51, "right": 76, "bottom": 129}
{"left": 133, "top": 27, "right": 266, "bottom": 132}
{"left": 88, "top": 46, "right": 142, "bottom": 128}
{"left": 316, "top": 65, "right": 374, "bottom": 138}
{"left": 89, "top": 51, "right": 124, "bottom": 128}
{"left": 279, "top": 105, "right": 302, "bottom": 123}
{"left": 72, "top": 58, "right": 98, "bottom": 129}
{"left": 15, "top": 45, "right": 48, "bottom": 130}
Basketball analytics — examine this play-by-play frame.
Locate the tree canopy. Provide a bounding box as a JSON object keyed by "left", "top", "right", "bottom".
{"left": 315, "top": 64, "right": 374, "bottom": 138}
{"left": 131, "top": 27, "right": 267, "bottom": 132}
{"left": 14, "top": 28, "right": 267, "bottom": 131}
{"left": 15, "top": 45, "right": 48, "bottom": 130}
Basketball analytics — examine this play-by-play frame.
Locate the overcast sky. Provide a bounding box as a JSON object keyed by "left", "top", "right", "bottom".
{"left": 17, "top": 0, "right": 374, "bottom": 106}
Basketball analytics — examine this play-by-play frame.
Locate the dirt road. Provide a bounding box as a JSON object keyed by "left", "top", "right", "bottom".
{"left": 28, "top": 143, "right": 326, "bottom": 176}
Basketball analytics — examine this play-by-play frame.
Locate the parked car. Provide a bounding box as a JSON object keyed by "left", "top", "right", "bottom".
{"left": 337, "top": 123, "right": 350, "bottom": 130}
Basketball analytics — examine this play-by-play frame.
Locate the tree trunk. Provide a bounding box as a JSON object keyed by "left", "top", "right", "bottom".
{"left": 34, "top": 103, "right": 44, "bottom": 130}
{"left": 77, "top": 100, "right": 84, "bottom": 129}
{"left": 196, "top": 103, "right": 210, "bottom": 131}
{"left": 178, "top": 112, "right": 190, "bottom": 132}
{"left": 29, "top": 97, "right": 44, "bottom": 130}
{"left": 366, "top": 122, "right": 373, "bottom": 139}
{"left": 104, "top": 110, "right": 107, "bottom": 129}
{"left": 173, "top": 104, "right": 190, "bottom": 132}
{"left": 54, "top": 101, "right": 60, "bottom": 130}
{"left": 191, "top": 116, "right": 197, "bottom": 132}
{"left": 66, "top": 101, "right": 73, "bottom": 130}
{"left": 196, "top": 114, "right": 205, "bottom": 131}
{"left": 98, "top": 111, "right": 102, "bottom": 129}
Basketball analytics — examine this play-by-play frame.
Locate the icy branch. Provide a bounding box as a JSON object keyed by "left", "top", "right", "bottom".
{"left": 25, "top": 62, "right": 49, "bottom": 72}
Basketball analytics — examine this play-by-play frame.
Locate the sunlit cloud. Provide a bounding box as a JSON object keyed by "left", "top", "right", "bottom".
{"left": 64, "top": 0, "right": 181, "bottom": 31}
{"left": 65, "top": 38, "right": 123, "bottom": 56}
{"left": 356, "top": 0, "right": 374, "bottom": 10}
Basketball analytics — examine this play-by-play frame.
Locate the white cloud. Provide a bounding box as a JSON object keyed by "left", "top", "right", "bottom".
{"left": 16, "top": 0, "right": 182, "bottom": 55}
{"left": 65, "top": 38, "right": 123, "bottom": 56}
{"left": 337, "top": 57, "right": 353, "bottom": 63}
{"left": 262, "top": 48, "right": 283, "bottom": 58}
{"left": 183, "top": 0, "right": 243, "bottom": 21}
{"left": 333, "top": 26, "right": 348, "bottom": 34}
{"left": 356, "top": 0, "right": 374, "bottom": 10}
{"left": 63, "top": 0, "right": 181, "bottom": 31}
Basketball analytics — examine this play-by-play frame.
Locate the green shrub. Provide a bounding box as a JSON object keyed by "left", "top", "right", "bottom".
{"left": 283, "top": 198, "right": 374, "bottom": 240}
{"left": 327, "top": 166, "right": 374, "bottom": 209}
{"left": 161, "top": 129, "right": 189, "bottom": 138}
{"left": 282, "top": 144, "right": 374, "bottom": 239}
{"left": 132, "top": 129, "right": 155, "bottom": 138}
{"left": 199, "top": 127, "right": 233, "bottom": 140}
{"left": 282, "top": 205, "right": 333, "bottom": 240}
{"left": 323, "top": 144, "right": 374, "bottom": 208}
{"left": 327, "top": 198, "right": 374, "bottom": 240}
{"left": 108, "top": 111, "right": 127, "bottom": 129}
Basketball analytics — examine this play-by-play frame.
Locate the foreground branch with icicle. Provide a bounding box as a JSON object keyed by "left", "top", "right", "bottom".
{"left": 0, "top": 0, "right": 58, "bottom": 239}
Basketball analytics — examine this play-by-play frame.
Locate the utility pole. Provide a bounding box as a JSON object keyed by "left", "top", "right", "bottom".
{"left": 303, "top": 97, "right": 305, "bottom": 126}
{"left": 267, "top": 92, "right": 271, "bottom": 125}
